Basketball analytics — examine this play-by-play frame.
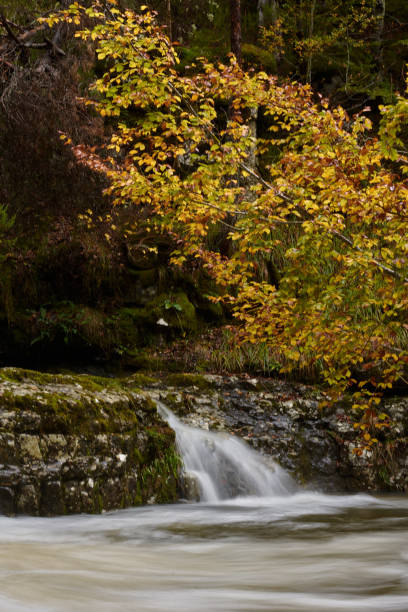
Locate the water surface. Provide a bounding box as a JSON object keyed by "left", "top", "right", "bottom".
{"left": 0, "top": 492, "right": 407, "bottom": 612}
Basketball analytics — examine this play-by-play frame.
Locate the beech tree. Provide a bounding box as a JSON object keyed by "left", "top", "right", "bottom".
{"left": 45, "top": 1, "right": 408, "bottom": 447}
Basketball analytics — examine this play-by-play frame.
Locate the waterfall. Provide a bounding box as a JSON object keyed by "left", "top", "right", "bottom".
{"left": 158, "top": 403, "right": 295, "bottom": 502}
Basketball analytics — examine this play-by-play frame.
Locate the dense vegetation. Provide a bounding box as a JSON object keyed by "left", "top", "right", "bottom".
{"left": 1, "top": 1, "right": 408, "bottom": 449}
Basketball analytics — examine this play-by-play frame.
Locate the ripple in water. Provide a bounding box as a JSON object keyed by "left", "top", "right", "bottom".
{"left": 0, "top": 405, "right": 406, "bottom": 611}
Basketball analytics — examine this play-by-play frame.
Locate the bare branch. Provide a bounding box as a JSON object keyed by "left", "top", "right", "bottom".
{"left": 0, "top": 12, "right": 22, "bottom": 46}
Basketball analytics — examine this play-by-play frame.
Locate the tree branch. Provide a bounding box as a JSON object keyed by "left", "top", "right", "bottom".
{"left": 0, "top": 13, "right": 65, "bottom": 56}
{"left": 0, "top": 12, "right": 22, "bottom": 47}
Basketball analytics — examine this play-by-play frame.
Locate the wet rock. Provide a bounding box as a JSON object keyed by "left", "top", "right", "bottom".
{"left": 16, "top": 483, "right": 39, "bottom": 515}
{"left": 19, "top": 434, "right": 43, "bottom": 461}
{"left": 0, "top": 433, "right": 16, "bottom": 464}
{"left": 41, "top": 434, "right": 67, "bottom": 461}
{"left": 1, "top": 367, "right": 405, "bottom": 514}
{"left": 153, "top": 377, "right": 408, "bottom": 494}
{"left": 41, "top": 480, "right": 65, "bottom": 516}
{"left": 181, "top": 471, "right": 201, "bottom": 501}
{"left": 0, "top": 486, "right": 14, "bottom": 515}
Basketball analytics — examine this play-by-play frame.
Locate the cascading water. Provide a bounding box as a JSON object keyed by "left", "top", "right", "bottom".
{"left": 0, "top": 404, "right": 406, "bottom": 611}
{"left": 158, "top": 402, "right": 295, "bottom": 501}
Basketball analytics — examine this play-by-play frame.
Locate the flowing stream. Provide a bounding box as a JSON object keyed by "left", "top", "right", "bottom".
{"left": 0, "top": 405, "right": 407, "bottom": 612}
{"left": 158, "top": 402, "right": 295, "bottom": 501}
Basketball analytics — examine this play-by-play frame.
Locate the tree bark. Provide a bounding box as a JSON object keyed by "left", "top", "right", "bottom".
{"left": 375, "top": 0, "right": 386, "bottom": 72}
{"left": 230, "top": 0, "right": 242, "bottom": 66}
{"left": 258, "top": 0, "right": 278, "bottom": 28}
{"left": 306, "top": 0, "right": 316, "bottom": 84}
{"left": 166, "top": 0, "right": 172, "bottom": 42}
{"left": 258, "top": 0, "right": 267, "bottom": 28}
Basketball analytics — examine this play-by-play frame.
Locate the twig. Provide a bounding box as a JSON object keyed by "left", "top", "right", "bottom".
{"left": 0, "top": 57, "right": 13, "bottom": 69}
{"left": 0, "top": 12, "right": 22, "bottom": 46}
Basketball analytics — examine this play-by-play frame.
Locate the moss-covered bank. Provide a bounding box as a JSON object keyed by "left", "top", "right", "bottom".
{"left": 0, "top": 368, "right": 180, "bottom": 516}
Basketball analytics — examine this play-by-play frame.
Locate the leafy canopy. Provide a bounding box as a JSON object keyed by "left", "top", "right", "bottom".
{"left": 45, "top": 1, "right": 408, "bottom": 446}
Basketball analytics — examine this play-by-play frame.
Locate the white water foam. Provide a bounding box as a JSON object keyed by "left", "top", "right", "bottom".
{"left": 158, "top": 402, "right": 295, "bottom": 501}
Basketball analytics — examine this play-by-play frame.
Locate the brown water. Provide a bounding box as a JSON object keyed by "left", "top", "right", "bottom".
{"left": 0, "top": 493, "right": 407, "bottom": 612}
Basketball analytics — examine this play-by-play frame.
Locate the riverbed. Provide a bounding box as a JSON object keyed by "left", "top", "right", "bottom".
{"left": 0, "top": 493, "right": 407, "bottom": 611}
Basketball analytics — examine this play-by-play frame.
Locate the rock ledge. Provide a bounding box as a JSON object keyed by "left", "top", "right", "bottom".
{"left": 0, "top": 368, "right": 179, "bottom": 516}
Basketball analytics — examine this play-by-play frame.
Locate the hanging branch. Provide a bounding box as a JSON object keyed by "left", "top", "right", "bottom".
{"left": 0, "top": 11, "right": 65, "bottom": 57}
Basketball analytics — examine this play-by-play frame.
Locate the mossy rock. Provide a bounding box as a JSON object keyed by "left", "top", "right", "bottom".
{"left": 0, "top": 367, "right": 182, "bottom": 515}
{"left": 124, "top": 372, "right": 157, "bottom": 388}
{"left": 198, "top": 299, "right": 224, "bottom": 321}
{"left": 121, "top": 268, "right": 159, "bottom": 306}
{"left": 122, "top": 349, "right": 165, "bottom": 370}
{"left": 0, "top": 367, "right": 127, "bottom": 393}
{"left": 242, "top": 43, "right": 277, "bottom": 71}
{"left": 156, "top": 292, "right": 198, "bottom": 332}
{"left": 164, "top": 373, "right": 215, "bottom": 390}
{"left": 117, "top": 291, "right": 198, "bottom": 334}
{"left": 111, "top": 308, "right": 141, "bottom": 349}
{"left": 178, "top": 271, "right": 225, "bottom": 322}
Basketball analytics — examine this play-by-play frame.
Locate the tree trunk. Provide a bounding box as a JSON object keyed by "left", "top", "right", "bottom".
{"left": 166, "top": 0, "right": 172, "bottom": 42}
{"left": 230, "top": 0, "right": 242, "bottom": 66}
{"left": 258, "top": 0, "right": 278, "bottom": 28}
{"left": 271, "top": 0, "right": 278, "bottom": 21}
{"left": 257, "top": 0, "right": 267, "bottom": 28}
{"left": 306, "top": 0, "right": 316, "bottom": 84}
{"left": 375, "top": 0, "right": 386, "bottom": 73}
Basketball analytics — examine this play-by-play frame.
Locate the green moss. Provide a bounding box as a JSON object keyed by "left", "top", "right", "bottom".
{"left": 116, "top": 307, "right": 145, "bottom": 322}
{"left": 124, "top": 373, "right": 157, "bottom": 388}
{"left": 142, "top": 395, "right": 158, "bottom": 412}
{"left": 202, "top": 300, "right": 224, "bottom": 321}
{"left": 122, "top": 349, "right": 162, "bottom": 370}
{"left": 130, "top": 446, "right": 144, "bottom": 466}
{"left": 42, "top": 396, "right": 135, "bottom": 435}
{"left": 146, "top": 426, "right": 173, "bottom": 449}
{"left": 0, "top": 390, "right": 37, "bottom": 411}
{"left": 0, "top": 387, "right": 146, "bottom": 437}
{"left": 0, "top": 368, "right": 69, "bottom": 385}
{"left": 75, "top": 374, "right": 123, "bottom": 392}
{"left": 164, "top": 373, "right": 214, "bottom": 390}
{"left": 118, "top": 291, "right": 198, "bottom": 333}
{"left": 242, "top": 43, "right": 277, "bottom": 71}
{"left": 94, "top": 491, "right": 104, "bottom": 514}
{"left": 162, "top": 392, "right": 181, "bottom": 409}
{"left": 161, "top": 292, "right": 198, "bottom": 332}
{"left": 110, "top": 309, "right": 140, "bottom": 349}
{"left": 0, "top": 367, "right": 123, "bottom": 392}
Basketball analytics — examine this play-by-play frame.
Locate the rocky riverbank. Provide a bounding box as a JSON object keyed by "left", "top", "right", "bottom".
{"left": 0, "top": 369, "right": 179, "bottom": 516}
{"left": 0, "top": 368, "right": 406, "bottom": 515}
{"left": 150, "top": 373, "right": 407, "bottom": 494}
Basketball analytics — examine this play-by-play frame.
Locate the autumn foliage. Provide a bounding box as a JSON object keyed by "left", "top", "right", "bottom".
{"left": 45, "top": 1, "right": 408, "bottom": 445}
